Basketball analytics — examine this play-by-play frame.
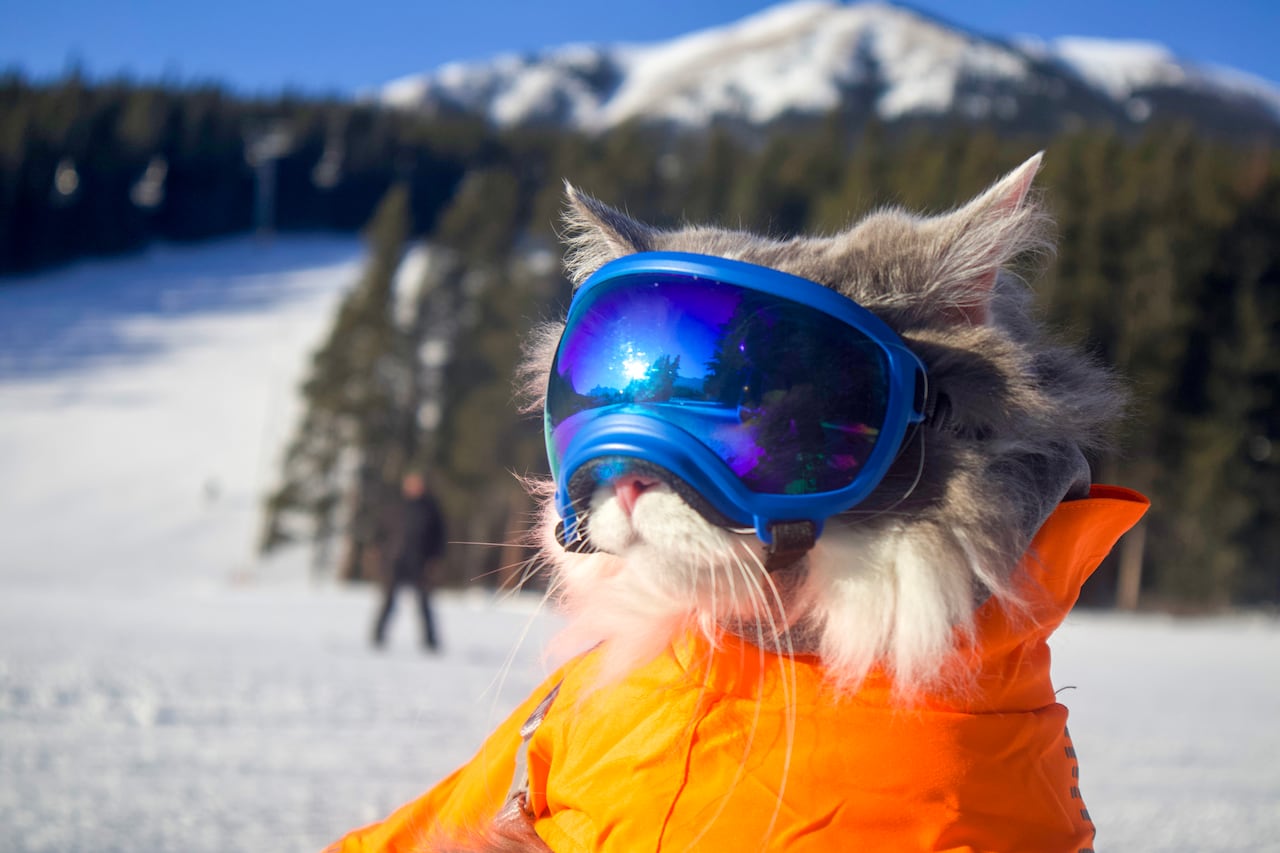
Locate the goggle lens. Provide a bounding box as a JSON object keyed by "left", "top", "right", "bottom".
{"left": 547, "top": 274, "right": 892, "bottom": 496}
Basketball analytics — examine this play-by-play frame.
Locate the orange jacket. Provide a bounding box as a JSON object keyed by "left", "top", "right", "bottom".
{"left": 330, "top": 486, "right": 1148, "bottom": 852}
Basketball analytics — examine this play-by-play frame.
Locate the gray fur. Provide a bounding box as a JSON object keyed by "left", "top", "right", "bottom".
{"left": 529, "top": 154, "right": 1124, "bottom": 693}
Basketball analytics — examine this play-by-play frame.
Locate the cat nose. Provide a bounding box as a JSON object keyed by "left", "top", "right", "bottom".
{"left": 613, "top": 474, "right": 660, "bottom": 517}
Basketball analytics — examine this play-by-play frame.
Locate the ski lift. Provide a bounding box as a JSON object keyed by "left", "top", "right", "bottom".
{"left": 51, "top": 157, "right": 80, "bottom": 204}
{"left": 130, "top": 155, "right": 168, "bottom": 209}
{"left": 243, "top": 123, "right": 295, "bottom": 235}
{"left": 311, "top": 141, "right": 344, "bottom": 189}
{"left": 244, "top": 126, "right": 294, "bottom": 168}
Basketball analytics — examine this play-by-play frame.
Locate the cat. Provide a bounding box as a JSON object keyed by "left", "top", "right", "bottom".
{"left": 329, "top": 153, "right": 1147, "bottom": 853}
{"left": 520, "top": 151, "right": 1120, "bottom": 699}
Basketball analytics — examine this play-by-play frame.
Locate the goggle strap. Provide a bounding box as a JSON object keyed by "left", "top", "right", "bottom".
{"left": 764, "top": 520, "right": 817, "bottom": 573}
{"left": 919, "top": 375, "right": 950, "bottom": 431}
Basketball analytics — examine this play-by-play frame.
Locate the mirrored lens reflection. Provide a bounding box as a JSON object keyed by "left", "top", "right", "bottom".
{"left": 548, "top": 275, "right": 891, "bottom": 495}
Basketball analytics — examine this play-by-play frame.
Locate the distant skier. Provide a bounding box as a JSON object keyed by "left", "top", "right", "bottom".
{"left": 371, "top": 471, "right": 447, "bottom": 651}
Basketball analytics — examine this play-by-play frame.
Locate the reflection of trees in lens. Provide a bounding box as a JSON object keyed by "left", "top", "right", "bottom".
{"left": 738, "top": 384, "right": 827, "bottom": 492}
{"left": 585, "top": 384, "right": 622, "bottom": 405}
{"left": 551, "top": 284, "right": 895, "bottom": 494}
{"left": 704, "top": 293, "right": 775, "bottom": 406}
{"left": 550, "top": 352, "right": 687, "bottom": 427}
{"left": 546, "top": 358, "right": 618, "bottom": 425}
{"left": 703, "top": 293, "right": 891, "bottom": 493}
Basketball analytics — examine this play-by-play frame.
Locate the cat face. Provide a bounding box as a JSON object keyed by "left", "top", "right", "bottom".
{"left": 523, "top": 153, "right": 1120, "bottom": 697}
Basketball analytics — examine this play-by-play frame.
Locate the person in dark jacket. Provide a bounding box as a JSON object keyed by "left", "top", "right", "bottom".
{"left": 371, "top": 471, "right": 447, "bottom": 651}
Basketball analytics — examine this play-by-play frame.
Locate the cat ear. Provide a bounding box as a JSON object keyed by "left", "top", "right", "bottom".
{"left": 562, "top": 182, "right": 656, "bottom": 285}
{"left": 930, "top": 152, "right": 1048, "bottom": 325}
{"left": 563, "top": 180, "right": 655, "bottom": 284}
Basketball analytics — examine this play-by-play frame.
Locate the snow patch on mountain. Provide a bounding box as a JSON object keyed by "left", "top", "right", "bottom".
{"left": 378, "top": 0, "right": 1280, "bottom": 132}
{"left": 1045, "top": 37, "right": 1188, "bottom": 99}
{"left": 383, "top": 1, "right": 1042, "bottom": 128}
{"left": 597, "top": 0, "right": 857, "bottom": 127}
{"left": 1039, "top": 36, "right": 1280, "bottom": 122}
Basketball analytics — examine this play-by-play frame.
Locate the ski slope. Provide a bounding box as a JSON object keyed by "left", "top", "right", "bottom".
{"left": 0, "top": 237, "right": 1277, "bottom": 852}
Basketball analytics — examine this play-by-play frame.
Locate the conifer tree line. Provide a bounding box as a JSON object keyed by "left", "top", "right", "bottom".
{"left": 0, "top": 73, "right": 489, "bottom": 274}
{"left": 264, "top": 119, "right": 1279, "bottom": 610}
{"left": 4, "top": 76, "right": 1275, "bottom": 607}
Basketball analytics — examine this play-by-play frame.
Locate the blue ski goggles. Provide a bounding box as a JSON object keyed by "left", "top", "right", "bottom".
{"left": 545, "top": 252, "right": 926, "bottom": 545}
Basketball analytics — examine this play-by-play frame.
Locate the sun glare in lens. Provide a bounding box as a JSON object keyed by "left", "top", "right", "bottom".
{"left": 622, "top": 356, "right": 649, "bottom": 381}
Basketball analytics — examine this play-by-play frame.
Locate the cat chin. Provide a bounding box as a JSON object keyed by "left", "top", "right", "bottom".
{"left": 542, "top": 490, "right": 998, "bottom": 701}
{"left": 545, "top": 489, "right": 768, "bottom": 685}
{"left": 805, "top": 522, "right": 986, "bottom": 699}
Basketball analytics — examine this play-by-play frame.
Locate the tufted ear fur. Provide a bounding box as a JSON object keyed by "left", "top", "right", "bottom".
{"left": 921, "top": 152, "right": 1047, "bottom": 326}
{"left": 562, "top": 183, "right": 656, "bottom": 285}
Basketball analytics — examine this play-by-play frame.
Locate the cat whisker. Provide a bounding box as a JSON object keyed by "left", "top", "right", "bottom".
{"left": 829, "top": 508, "right": 912, "bottom": 521}
{"left": 829, "top": 428, "right": 928, "bottom": 531}
{"left": 481, "top": 564, "right": 563, "bottom": 735}
{"left": 501, "top": 556, "right": 552, "bottom": 599}
{"left": 684, "top": 549, "right": 769, "bottom": 851}
{"left": 565, "top": 489, "right": 597, "bottom": 514}
{"left": 447, "top": 539, "right": 541, "bottom": 549}
{"left": 738, "top": 541, "right": 798, "bottom": 849}
{"left": 469, "top": 553, "right": 543, "bottom": 591}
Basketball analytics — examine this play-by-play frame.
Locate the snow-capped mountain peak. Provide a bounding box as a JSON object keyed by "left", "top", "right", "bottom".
{"left": 379, "top": 0, "right": 1280, "bottom": 134}
{"left": 1044, "top": 37, "right": 1187, "bottom": 99}
{"left": 1043, "top": 35, "right": 1280, "bottom": 121}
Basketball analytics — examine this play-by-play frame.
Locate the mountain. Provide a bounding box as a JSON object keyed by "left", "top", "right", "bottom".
{"left": 378, "top": 1, "right": 1280, "bottom": 136}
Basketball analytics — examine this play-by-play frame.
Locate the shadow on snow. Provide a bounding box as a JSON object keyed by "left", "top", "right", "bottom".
{"left": 0, "top": 235, "right": 362, "bottom": 381}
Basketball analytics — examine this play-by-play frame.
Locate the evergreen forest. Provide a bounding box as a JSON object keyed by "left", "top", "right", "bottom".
{"left": 4, "top": 74, "right": 1278, "bottom": 609}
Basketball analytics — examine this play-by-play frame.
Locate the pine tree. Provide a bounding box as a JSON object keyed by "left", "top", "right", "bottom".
{"left": 260, "top": 183, "right": 414, "bottom": 580}
{"left": 424, "top": 167, "right": 556, "bottom": 587}
{"left": 1172, "top": 151, "right": 1280, "bottom": 604}
{"left": 206, "top": 104, "right": 1276, "bottom": 606}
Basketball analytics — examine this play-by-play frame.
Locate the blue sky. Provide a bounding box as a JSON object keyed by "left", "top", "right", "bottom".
{"left": 4, "top": 1, "right": 1279, "bottom": 95}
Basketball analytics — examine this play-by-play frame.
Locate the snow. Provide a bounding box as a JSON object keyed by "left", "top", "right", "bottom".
{"left": 1053, "top": 613, "right": 1280, "bottom": 851}
{"left": 395, "top": 1, "right": 1039, "bottom": 130}
{"left": 0, "top": 236, "right": 362, "bottom": 589}
{"left": 0, "top": 236, "right": 564, "bottom": 851}
{"left": 378, "top": 1, "right": 1280, "bottom": 131}
{"left": 1049, "top": 37, "right": 1189, "bottom": 99}
{"left": 599, "top": 0, "right": 1035, "bottom": 127}
{"left": 0, "top": 582, "right": 560, "bottom": 853}
{"left": 1191, "top": 64, "right": 1280, "bottom": 121}
{"left": 1045, "top": 36, "right": 1280, "bottom": 121}
{"left": 597, "top": 0, "right": 851, "bottom": 127}
{"left": 865, "top": 7, "right": 1027, "bottom": 121}
{"left": 2, "top": 236, "right": 1278, "bottom": 852}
